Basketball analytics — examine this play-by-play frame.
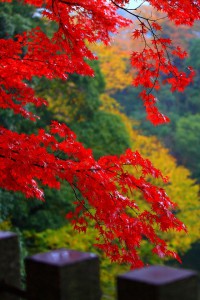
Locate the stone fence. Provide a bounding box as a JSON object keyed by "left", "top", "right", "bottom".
{"left": 0, "top": 231, "right": 199, "bottom": 300}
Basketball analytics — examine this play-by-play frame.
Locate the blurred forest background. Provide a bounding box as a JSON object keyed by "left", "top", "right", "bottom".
{"left": 0, "top": 2, "right": 200, "bottom": 299}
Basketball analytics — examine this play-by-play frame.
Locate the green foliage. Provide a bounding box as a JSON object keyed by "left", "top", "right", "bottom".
{"left": 71, "top": 110, "right": 131, "bottom": 158}
{"left": 0, "top": 183, "right": 75, "bottom": 232}
{"left": 0, "top": 1, "right": 35, "bottom": 38}
{"left": 174, "top": 114, "right": 200, "bottom": 180}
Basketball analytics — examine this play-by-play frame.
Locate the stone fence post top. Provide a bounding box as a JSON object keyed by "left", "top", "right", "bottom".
{"left": 0, "top": 231, "right": 18, "bottom": 239}
{"left": 118, "top": 265, "right": 198, "bottom": 285}
{"left": 25, "top": 248, "right": 98, "bottom": 267}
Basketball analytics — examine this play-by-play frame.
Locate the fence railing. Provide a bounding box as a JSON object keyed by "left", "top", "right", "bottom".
{"left": 0, "top": 231, "right": 199, "bottom": 300}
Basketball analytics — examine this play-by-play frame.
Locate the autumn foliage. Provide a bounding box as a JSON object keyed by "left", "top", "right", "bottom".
{"left": 0, "top": 0, "right": 200, "bottom": 267}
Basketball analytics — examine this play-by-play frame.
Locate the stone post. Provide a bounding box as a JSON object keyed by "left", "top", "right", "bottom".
{"left": 25, "top": 248, "right": 101, "bottom": 300}
{"left": 0, "top": 231, "right": 21, "bottom": 300}
{"left": 117, "top": 265, "right": 199, "bottom": 300}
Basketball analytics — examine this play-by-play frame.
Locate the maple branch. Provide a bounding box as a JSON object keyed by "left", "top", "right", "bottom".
{"left": 110, "top": 0, "right": 158, "bottom": 22}
{"left": 146, "top": 20, "right": 161, "bottom": 95}
{"left": 128, "top": 0, "right": 146, "bottom": 11}
{"left": 70, "top": 183, "right": 104, "bottom": 228}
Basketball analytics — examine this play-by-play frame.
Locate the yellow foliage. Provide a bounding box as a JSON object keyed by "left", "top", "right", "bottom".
{"left": 100, "top": 94, "right": 139, "bottom": 139}
{"left": 132, "top": 134, "right": 200, "bottom": 253}
{"left": 47, "top": 90, "right": 86, "bottom": 122}
{"left": 0, "top": 220, "right": 12, "bottom": 230}
{"left": 91, "top": 43, "right": 132, "bottom": 93}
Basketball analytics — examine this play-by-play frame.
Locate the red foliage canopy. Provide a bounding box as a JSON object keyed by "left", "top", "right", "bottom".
{"left": 0, "top": 0, "right": 199, "bottom": 267}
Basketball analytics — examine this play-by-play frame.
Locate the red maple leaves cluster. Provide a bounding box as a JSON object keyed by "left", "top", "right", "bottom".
{"left": 129, "top": 2, "right": 198, "bottom": 124}
{"left": 0, "top": 0, "right": 129, "bottom": 120}
{"left": 149, "top": 0, "right": 200, "bottom": 26}
{"left": 131, "top": 26, "right": 196, "bottom": 124}
{"left": 0, "top": 0, "right": 199, "bottom": 267}
{"left": 0, "top": 121, "right": 185, "bottom": 267}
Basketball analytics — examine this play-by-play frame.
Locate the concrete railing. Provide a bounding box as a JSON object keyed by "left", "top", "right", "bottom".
{"left": 0, "top": 231, "right": 199, "bottom": 300}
